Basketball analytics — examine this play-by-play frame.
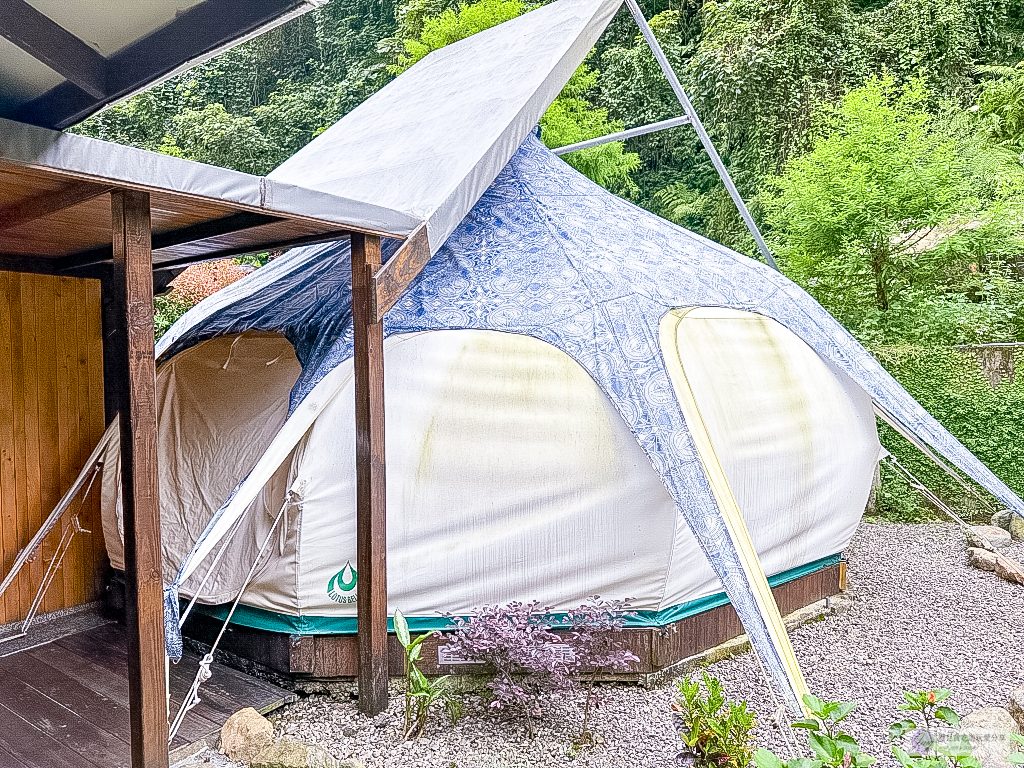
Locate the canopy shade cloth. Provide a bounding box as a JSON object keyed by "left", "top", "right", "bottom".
{"left": 268, "top": 0, "right": 622, "bottom": 252}
{"left": 96, "top": 133, "right": 1024, "bottom": 714}
{"left": 0, "top": 115, "right": 418, "bottom": 277}
{"left": 0, "top": 0, "right": 625, "bottom": 279}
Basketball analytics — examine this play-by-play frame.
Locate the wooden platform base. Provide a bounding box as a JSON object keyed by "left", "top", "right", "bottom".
{"left": 185, "top": 562, "right": 845, "bottom": 682}
{"left": 0, "top": 621, "right": 295, "bottom": 768}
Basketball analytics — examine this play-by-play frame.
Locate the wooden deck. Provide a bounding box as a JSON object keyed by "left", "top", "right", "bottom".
{"left": 0, "top": 621, "right": 295, "bottom": 767}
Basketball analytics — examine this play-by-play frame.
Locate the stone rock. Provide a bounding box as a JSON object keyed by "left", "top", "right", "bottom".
{"left": 252, "top": 738, "right": 340, "bottom": 768}
{"left": 969, "top": 525, "right": 1013, "bottom": 550}
{"left": 340, "top": 760, "right": 367, "bottom": 768}
{"left": 969, "top": 547, "right": 1000, "bottom": 572}
{"left": 960, "top": 707, "right": 1022, "bottom": 768}
{"left": 993, "top": 510, "right": 1014, "bottom": 530}
{"left": 994, "top": 555, "right": 1024, "bottom": 585}
{"left": 1010, "top": 687, "right": 1024, "bottom": 730}
{"left": 220, "top": 707, "right": 274, "bottom": 764}
{"left": 991, "top": 511, "right": 1024, "bottom": 541}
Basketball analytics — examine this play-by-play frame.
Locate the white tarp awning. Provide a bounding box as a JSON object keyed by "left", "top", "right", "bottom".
{"left": 268, "top": 0, "right": 623, "bottom": 252}
{"left": 0, "top": 116, "right": 419, "bottom": 236}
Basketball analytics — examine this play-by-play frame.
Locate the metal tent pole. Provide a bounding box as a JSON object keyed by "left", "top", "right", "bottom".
{"left": 622, "top": 0, "right": 780, "bottom": 272}
{"left": 553, "top": 114, "right": 691, "bottom": 155}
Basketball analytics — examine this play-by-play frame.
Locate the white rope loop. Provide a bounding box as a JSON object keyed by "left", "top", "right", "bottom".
{"left": 167, "top": 492, "right": 296, "bottom": 743}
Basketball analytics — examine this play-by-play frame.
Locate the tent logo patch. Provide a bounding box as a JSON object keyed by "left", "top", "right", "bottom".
{"left": 328, "top": 561, "right": 357, "bottom": 604}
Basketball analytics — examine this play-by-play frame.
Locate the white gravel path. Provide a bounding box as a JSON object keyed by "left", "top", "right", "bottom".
{"left": 257, "top": 522, "right": 1024, "bottom": 768}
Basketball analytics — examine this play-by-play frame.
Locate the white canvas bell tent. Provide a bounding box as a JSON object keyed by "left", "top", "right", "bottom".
{"left": 74, "top": 0, "right": 1024, "bottom": 717}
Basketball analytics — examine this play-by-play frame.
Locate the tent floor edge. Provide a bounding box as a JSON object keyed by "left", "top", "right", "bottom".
{"left": 175, "top": 562, "right": 844, "bottom": 681}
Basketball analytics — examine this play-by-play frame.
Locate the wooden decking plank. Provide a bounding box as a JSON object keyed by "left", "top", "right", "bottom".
{"left": 0, "top": 744, "right": 31, "bottom": 767}
{"left": 85, "top": 622, "right": 285, "bottom": 711}
{"left": 0, "top": 700, "right": 96, "bottom": 768}
{"left": 28, "top": 641, "right": 130, "bottom": 704}
{"left": 0, "top": 670, "right": 128, "bottom": 767}
{"left": 53, "top": 623, "right": 234, "bottom": 730}
{"left": 27, "top": 642, "right": 222, "bottom": 743}
{"left": 0, "top": 650, "right": 133, "bottom": 740}
{"left": 52, "top": 621, "right": 290, "bottom": 736}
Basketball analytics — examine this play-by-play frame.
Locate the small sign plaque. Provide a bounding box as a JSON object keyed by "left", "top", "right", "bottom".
{"left": 437, "top": 644, "right": 485, "bottom": 665}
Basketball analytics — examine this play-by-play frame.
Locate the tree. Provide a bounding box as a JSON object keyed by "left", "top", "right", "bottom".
{"left": 764, "top": 76, "right": 966, "bottom": 320}
{"left": 689, "top": 0, "right": 861, "bottom": 181}
{"left": 976, "top": 62, "right": 1024, "bottom": 151}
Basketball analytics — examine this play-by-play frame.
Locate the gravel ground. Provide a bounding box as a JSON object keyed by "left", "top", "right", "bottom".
{"left": 207, "top": 522, "right": 1024, "bottom": 768}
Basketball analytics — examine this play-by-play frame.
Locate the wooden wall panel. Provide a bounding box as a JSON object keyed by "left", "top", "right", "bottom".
{"left": 0, "top": 271, "right": 106, "bottom": 625}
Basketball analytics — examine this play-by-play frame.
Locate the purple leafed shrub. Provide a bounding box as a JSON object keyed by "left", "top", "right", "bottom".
{"left": 443, "top": 597, "right": 638, "bottom": 739}
{"left": 561, "top": 597, "right": 639, "bottom": 743}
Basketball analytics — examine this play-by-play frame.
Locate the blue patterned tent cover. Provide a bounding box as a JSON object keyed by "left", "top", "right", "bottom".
{"left": 159, "top": 134, "right": 1024, "bottom": 707}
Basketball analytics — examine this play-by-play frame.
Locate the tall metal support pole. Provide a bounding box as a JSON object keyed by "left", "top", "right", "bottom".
{"left": 110, "top": 189, "right": 169, "bottom": 767}
{"left": 351, "top": 232, "right": 389, "bottom": 715}
{"left": 624, "top": 0, "right": 780, "bottom": 272}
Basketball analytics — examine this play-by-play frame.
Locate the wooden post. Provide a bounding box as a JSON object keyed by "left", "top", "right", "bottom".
{"left": 110, "top": 189, "right": 169, "bottom": 766}
{"left": 351, "top": 232, "right": 388, "bottom": 715}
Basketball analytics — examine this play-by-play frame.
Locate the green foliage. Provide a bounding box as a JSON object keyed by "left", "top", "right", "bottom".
{"left": 793, "top": 694, "right": 875, "bottom": 768}
{"left": 153, "top": 294, "right": 193, "bottom": 340}
{"left": 765, "top": 76, "right": 968, "bottom": 318}
{"left": 158, "top": 104, "right": 277, "bottom": 174}
{"left": 74, "top": 0, "right": 398, "bottom": 170}
{"left": 539, "top": 66, "right": 640, "bottom": 194}
{"left": 869, "top": 345, "right": 1024, "bottom": 520}
{"left": 1008, "top": 733, "right": 1024, "bottom": 766}
{"left": 689, "top": 0, "right": 861, "bottom": 179}
{"left": 976, "top": 63, "right": 1024, "bottom": 150}
{"left": 757, "top": 694, "right": 875, "bottom": 768}
{"left": 675, "top": 672, "right": 756, "bottom": 768}
{"left": 890, "top": 689, "right": 981, "bottom": 768}
{"left": 394, "top": 609, "right": 461, "bottom": 739}
{"left": 390, "top": 0, "right": 523, "bottom": 71}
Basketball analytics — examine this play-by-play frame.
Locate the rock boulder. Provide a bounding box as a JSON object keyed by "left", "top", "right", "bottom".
{"left": 252, "top": 738, "right": 341, "bottom": 768}
{"left": 969, "top": 525, "right": 1013, "bottom": 550}
{"left": 1010, "top": 687, "right": 1024, "bottom": 730}
{"left": 992, "top": 511, "right": 1024, "bottom": 541}
{"left": 220, "top": 707, "right": 275, "bottom": 764}
{"left": 994, "top": 555, "right": 1024, "bottom": 585}
{"left": 969, "top": 548, "right": 1000, "bottom": 572}
{"left": 960, "top": 707, "right": 1022, "bottom": 768}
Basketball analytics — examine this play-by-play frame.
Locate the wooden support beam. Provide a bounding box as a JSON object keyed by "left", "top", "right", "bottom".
{"left": 57, "top": 210, "right": 284, "bottom": 271}
{"left": 109, "top": 189, "right": 169, "bottom": 767}
{"left": 370, "top": 224, "right": 431, "bottom": 322}
{"left": 351, "top": 232, "right": 389, "bottom": 716}
{"left": 0, "top": 0, "right": 108, "bottom": 99}
{"left": 0, "top": 180, "right": 113, "bottom": 232}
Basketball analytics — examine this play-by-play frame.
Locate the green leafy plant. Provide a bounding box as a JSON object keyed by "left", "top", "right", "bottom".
{"left": 888, "top": 689, "right": 980, "bottom": 768}
{"left": 394, "top": 609, "right": 461, "bottom": 739}
{"left": 1008, "top": 733, "right": 1024, "bottom": 765}
{"left": 755, "top": 694, "right": 875, "bottom": 768}
{"left": 674, "top": 671, "right": 756, "bottom": 768}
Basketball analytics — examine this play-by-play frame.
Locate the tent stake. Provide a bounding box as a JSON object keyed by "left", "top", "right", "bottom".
{"left": 623, "top": 0, "right": 779, "bottom": 271}
{"left": 351, "top": 232, "right": 389, "bottom": 716}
